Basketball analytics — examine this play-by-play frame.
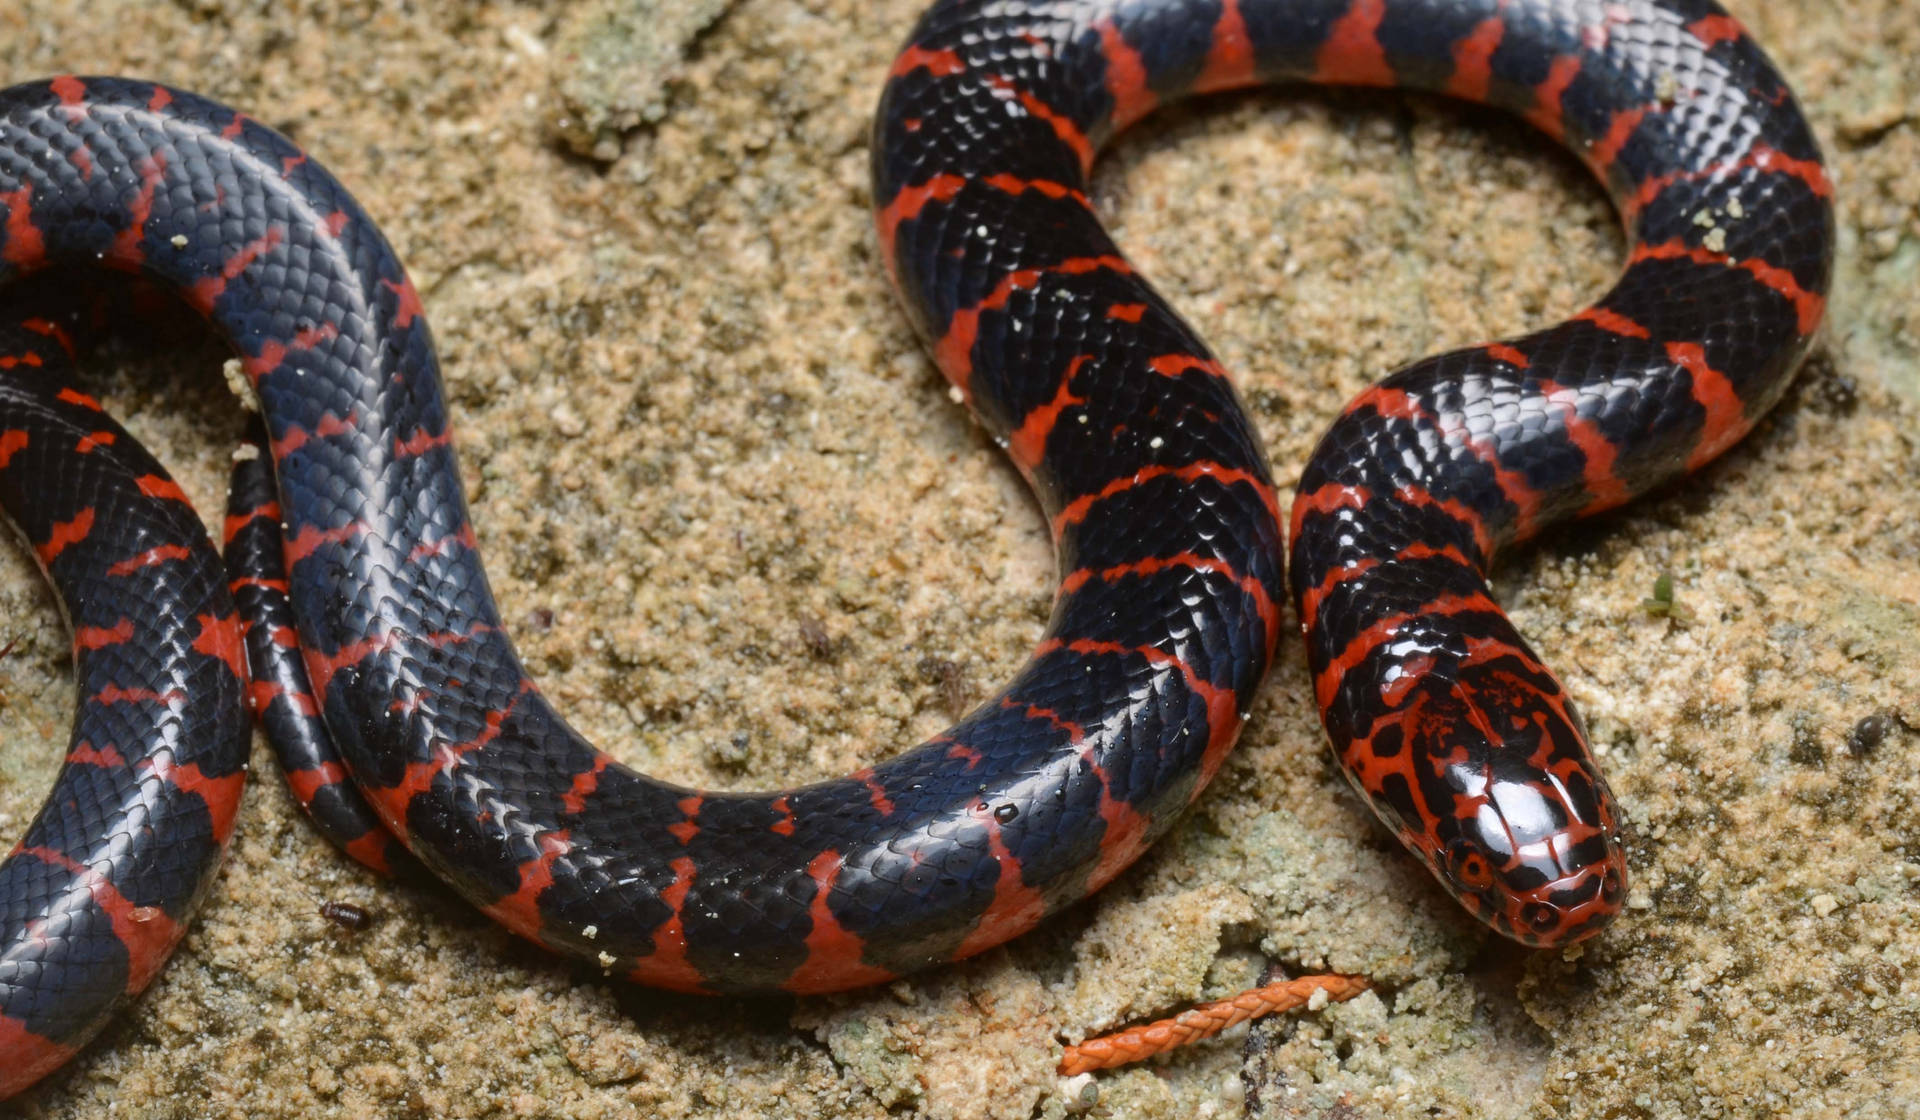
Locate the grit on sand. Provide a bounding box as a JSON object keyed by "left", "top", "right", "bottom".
{"left": 0, "top": 1, "right": 1914, "bottom": 1117}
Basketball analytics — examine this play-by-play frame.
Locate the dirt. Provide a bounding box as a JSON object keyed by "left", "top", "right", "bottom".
{"left": 0, "top": 0, "right": 1914, "bottom": 1117}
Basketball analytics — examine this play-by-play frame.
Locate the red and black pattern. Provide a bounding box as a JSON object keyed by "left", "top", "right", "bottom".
{"left": 0, "top": 305, "right": 250, "bottom": 1097}
{"left": 223, "top": 419, "right": 404, "bottom": 877}
{"left": 1274, "top": 1, "right": 1833, "bottom": 946}
{"left": 876, "top": 0, "right": 1829, "bottom": 947}
{"left": 0, "top": 68, "right": 1277, "bottom": 1024}
{"left": 0, "top": 0, "right": 1834, "bottom": 1095}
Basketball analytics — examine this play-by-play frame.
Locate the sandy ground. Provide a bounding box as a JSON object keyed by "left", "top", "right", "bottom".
{"left": 0, "top": 0, "right": 1915, "bottom": 1117}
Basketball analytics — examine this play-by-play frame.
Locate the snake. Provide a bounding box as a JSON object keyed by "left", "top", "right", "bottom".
{"left": 0, "top": 0, "right": 1832, "bottom": 1097}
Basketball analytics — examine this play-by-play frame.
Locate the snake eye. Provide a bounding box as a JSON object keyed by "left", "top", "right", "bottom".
{"left": 1444, "top": 838, "right": 1496, "bottom": 892}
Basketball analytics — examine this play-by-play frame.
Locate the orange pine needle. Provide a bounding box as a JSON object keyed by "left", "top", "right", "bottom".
{"left": 1058, "top": 973, "right": 1371, "bottom": 1076}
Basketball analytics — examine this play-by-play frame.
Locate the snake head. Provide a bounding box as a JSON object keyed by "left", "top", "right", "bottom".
{"left": 1421, "top": 658, "right": 1630, "bottom": 948}
{"left": 1331, "top": 613, "right": 1629, "bottom": 949}
{"left": 1433, "top": 751, "right": 1629, "bottom": 948}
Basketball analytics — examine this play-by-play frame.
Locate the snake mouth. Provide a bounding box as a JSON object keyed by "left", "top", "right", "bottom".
{"left": 1500, "top": 853, "right": 1630, "bottom": 948}
{"left": 1432, "top": 816, "right": 1629, "bottom": 949}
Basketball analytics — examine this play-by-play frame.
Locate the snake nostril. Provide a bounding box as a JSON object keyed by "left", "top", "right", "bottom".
{"left": 1602, "top": 867, "right": 1624, "bottom": 901}
{"left": 1521, "top": 902, "right": 1559, "bottom": 932}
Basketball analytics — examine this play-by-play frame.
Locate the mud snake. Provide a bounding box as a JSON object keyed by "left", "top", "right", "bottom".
{"left": 0, "top": 0, "right": 1833, "bottom": 1096}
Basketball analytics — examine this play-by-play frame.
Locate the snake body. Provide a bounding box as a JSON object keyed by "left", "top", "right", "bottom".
{"left": 0, "top": 0, "right": 1832, "bottom": 1095}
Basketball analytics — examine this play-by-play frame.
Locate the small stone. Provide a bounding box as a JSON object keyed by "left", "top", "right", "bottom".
{"left": 1060, "top": 1073, "right": 1098, "bottom": 1114}
{"left": 222, "top": 357, "right": 257, "bottom": 408}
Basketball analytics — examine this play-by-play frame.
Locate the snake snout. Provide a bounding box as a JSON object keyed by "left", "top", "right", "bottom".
{"left": 1430, "top": 748, "right": 1628, "bottom": 948}
{"left": 1504, "top": 852, "right": 1629, "bottom": 947}
{"left": 1471, "top": 765, "right": 1628, "bottom": 947}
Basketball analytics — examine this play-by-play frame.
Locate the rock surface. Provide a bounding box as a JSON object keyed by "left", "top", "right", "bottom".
{"left": 0, "top": 1, "right": 1914, "bottom": 1117}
